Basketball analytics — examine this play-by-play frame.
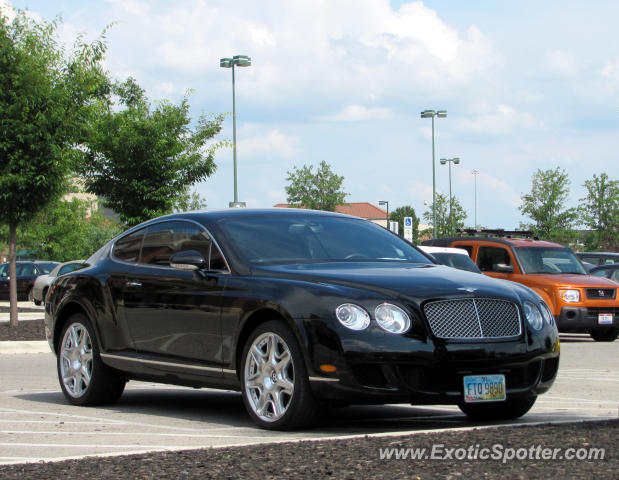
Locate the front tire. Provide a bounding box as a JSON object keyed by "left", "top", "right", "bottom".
{"left": 240, "top": 321, "right": 321, "bottom": 430}
{"left": 57, "top": 314, "right": 126, "bottom": 406}
{"left": 588, "top": 328, "right": 618, "bottom": 342}
{"left": 459, "top": 396, "right": 537, "bottom": 421}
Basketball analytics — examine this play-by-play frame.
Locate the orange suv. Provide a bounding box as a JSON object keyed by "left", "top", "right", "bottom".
{"left": 423, "top": 231, "right": 618, "bottom": 342}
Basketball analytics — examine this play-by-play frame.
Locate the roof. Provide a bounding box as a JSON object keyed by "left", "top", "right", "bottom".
{"left": 419, "top": 246, "right": 469, "bottom": 255}
{"left": 273, "top": 202, "right": 387, "bottom": 220}
{"left": 423, "top": 236, "right": 567, "bottom": 249}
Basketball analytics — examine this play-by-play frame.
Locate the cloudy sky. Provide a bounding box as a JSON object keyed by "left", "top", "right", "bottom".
{"left": 4, "top": 0, "right": 619, "bottom": 228}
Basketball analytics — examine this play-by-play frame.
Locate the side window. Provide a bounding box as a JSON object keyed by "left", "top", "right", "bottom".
{"left": 20, "top": 264, "right": 35, "bottom": 276}
{"left": 581, "top": 256, "right": 599, "bottom": 265}
{"left": 210, "top": 244, "right": 227, "bottom": 271}
{"left": 477, "top": 246, "right": 511, "bottom": 272}
{"left": 113, "top": 229, "right": 146, "bottom": 263}
{"left": 140, "top": 221, "right": 212, "bottom": 267}
{"left": 455, "top": 245, "right": 473, "bottom": 256}
{"left": 58, "top": 264, "right": 80, "bottom": 275}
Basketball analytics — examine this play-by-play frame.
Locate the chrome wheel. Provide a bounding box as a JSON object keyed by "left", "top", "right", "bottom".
{"left": 59, "top": 322, "right": 93, "bottom": 398}
{"left": 244, "top": 332, "right": 295, "bottom": 423}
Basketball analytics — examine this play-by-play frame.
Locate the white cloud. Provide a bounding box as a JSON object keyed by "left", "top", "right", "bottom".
{"left": 237, "top": 128, "right": 299, "bottom": 159}
{"left": 0, "top": 0, "right": 14, "bottom": 19}
{"left": 544, "top": 50, "right": 579, "bottom": 78}
{"left": 318, "top": 104, "right": 392, "bottom": 122}
{"left": 457, "top": 104, "right": 544, "bottom": 135}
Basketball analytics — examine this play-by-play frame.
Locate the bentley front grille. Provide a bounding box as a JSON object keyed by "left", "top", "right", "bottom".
{"left": 423, "top": 298, "right": 522, "bottom": 339}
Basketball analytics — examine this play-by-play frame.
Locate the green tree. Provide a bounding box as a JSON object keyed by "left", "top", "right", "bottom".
{"left": 579, "top": 173, "right": 618, "bottom": 251}
{"left": 285, "top": 161, "right": 348, "bottom": 211}
{"left": 17, "top": 198, "right": 121, "bottom": 261}
{"left": 389, "top": 206, "right": 420, "bottom": 243}
{"left": 423, "top": 193, "right": 467, "bottom": 238}
{"left": 173, "top": 187, "right": 208, "bottom": 213}
{"left": 0, "top": 10, "right": 109, "bottom": 326}
{"left": 81, "top": 77, "right": 224, "bottom": 226}
{"left": 519, "top": 167, "right": 578, "bottom": 241}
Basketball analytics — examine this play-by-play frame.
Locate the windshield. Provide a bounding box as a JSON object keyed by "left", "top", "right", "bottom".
{"left": 431, "top": 253, "right": 481, "bottom": 273}
{"left": 514, "top": 247, "right": 586, "bottom": 275}
{"left": 219, "top": 215, "right": 432, "bottom": 265}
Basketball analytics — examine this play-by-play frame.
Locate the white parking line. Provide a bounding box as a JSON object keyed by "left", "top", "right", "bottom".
{"left": 0, "top": 407, "right": 248, "bottom": 433}
{"left": 0, "top": 430, "right": 269, "bottom": 439}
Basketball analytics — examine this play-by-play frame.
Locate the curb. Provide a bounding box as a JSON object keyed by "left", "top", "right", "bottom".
{"left": 0, "top": 340, "right": 50, "bottom": 354}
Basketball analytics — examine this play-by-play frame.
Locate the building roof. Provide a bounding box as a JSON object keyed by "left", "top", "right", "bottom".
{"left": 273, "top": 202, "right": 387, "bottom": 220}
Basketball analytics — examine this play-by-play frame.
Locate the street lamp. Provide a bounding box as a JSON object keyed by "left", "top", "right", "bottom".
{"left": 472, "top": 169, "right": 479, "bottom": 229}
{"left": 439, "top": 157, "right": 460, "bottom": 231}
{"left": 420, "top": 109, "right": 447, "bottom": 238}
{"left": 378, "top": 200, "right": 389, "bottom": 229}
{"left": 220, "top": 54, "right": 251, "bottom": 208}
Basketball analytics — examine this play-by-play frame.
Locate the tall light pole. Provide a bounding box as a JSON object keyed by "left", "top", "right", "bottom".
{"left": 378, "top": 200, "right": 389, "bottom": 229}
{"left": 420, "top": 109, "right": 447, "bottom": 238}
{"left": 472, "top": 169, "right": 479, "bottom": 229}
{"left": 440, "top": 157, "right": 460, "bottom": 232}
{"left": 220, "top": 55, "right": 251, "bottom": 208}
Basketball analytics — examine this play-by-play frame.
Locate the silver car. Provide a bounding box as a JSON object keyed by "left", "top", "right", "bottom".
{"left": 32, "top": 260, "right": 84, "bottom": 305}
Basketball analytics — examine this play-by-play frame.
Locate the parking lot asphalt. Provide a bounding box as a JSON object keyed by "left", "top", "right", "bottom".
{"left": 0, "top": 331, "right": 617, "bottom": 465}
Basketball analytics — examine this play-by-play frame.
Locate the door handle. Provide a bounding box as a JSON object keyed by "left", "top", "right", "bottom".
{"left": 125, "top": 280, "right": 142, "bottom": 288}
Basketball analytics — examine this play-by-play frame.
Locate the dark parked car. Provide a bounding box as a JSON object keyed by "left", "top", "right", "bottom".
{"left": 576, "top": 252, "right": 619, "bottom": 267}
{"left": 45, "top": 209, "right": 560, "bottom": 430}
{"left": 590, "top": 264, "right": 619, "bottom": 283}
{"left": 0, "top": 260, "right": 59, "bottom": 301}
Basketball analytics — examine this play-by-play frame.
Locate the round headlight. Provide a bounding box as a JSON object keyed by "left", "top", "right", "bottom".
{"left": 540, "top": 301, "right": 554, "bottom": 326}
{"left": 524, "top": 301, "right": 543, "bottom": 330}
{"left": 336, "top": 303, "right": 370, "bottom": 330}
{"left": 375, "top": 303, "right": 411, "bottom": 334}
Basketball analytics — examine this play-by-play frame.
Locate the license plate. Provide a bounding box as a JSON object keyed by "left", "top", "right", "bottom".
{"left": 463, "top": 374, "right": 506, "bottom": 403}
{"left": 598, "top": 313, "right": 613, "bottom": 325}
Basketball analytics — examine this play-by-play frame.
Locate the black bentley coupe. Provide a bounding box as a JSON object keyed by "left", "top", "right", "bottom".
{"left": 45, "top": 209, "right": 560, "bottom": 430}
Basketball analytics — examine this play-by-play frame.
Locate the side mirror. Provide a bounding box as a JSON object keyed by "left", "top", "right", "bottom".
{"left": 493, "top": 263, "right": 514, "bottom": 273}
{"left": 170, "top": 250, "right": 207, "bottom": 271}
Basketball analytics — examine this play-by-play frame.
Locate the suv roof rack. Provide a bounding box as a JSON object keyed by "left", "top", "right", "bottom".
{"left": 456, "top": 229, "right": 539, "bottom": 240}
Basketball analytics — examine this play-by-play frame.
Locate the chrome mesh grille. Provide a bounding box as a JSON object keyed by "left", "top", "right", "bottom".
{"left": 423, "top": 298, "right": 521, "bottom": 339}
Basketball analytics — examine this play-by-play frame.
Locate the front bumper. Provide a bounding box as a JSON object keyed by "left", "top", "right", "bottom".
{"left": 304, "top": 320, "right": 560, "bottom": 405}
{"left": 310, "top": 353, "right": 559, "bottom": 404}
{"left": 556, "top": 306, "right": 617, "bottom": 332}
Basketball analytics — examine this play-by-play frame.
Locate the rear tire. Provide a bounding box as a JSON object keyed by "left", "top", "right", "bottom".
{"left": 459, "top": 396, "right": 537, "bottom": 421}
{"left": 240, "top": 321, "right": 322, "bottom": 430}
{"left": 588, "top": 328, "right": 618, "bottom": 342}
{"left": 27, "top": 288, "right": 34, "bottom": 303}
{"left": 33, "top": 299, "right": 42, "bottom": 306}
{"left": 57, "top": 313, "right": 126, "bottom": 406}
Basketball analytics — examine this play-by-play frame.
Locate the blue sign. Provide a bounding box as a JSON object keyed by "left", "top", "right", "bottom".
{"left": 404, "top": 217, "right": 412, "bottom": 227}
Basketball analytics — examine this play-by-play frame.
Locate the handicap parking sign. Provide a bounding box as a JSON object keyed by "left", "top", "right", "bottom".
{"left": 404, "top": 217, "right": 412, "bottom": 227}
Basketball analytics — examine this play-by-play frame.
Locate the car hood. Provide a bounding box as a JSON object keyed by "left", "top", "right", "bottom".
{"left": 254, "top": 262, "right": 525, "bottom": 302}
{"left": 515, "top": 273, "right": 619, "bottom": 288}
